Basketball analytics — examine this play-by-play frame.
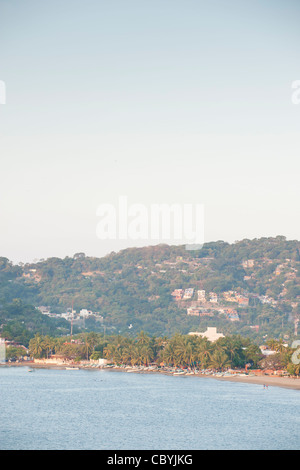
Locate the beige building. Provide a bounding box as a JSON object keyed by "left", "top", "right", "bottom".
{"left": 188, "top": 327, "right": 224, "bottom": 342}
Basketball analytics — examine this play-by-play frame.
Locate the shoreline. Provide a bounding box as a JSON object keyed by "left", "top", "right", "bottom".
{"left": 214, "top": 374, "right": 300, "bottom": 389}
{"left": 2, "top": 362, "right": 300, "bottom": 390}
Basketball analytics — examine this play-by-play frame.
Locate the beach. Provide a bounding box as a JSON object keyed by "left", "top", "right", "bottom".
{"left": 3, "top": 362, "right": 300, "bottom": 390}
{"left": 216, "top": 374, "right": 300, "bottom": 390}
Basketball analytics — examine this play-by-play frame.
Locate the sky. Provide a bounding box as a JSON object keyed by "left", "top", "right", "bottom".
{"left": 0, "top": 0, "right": 300, "bottom": 263}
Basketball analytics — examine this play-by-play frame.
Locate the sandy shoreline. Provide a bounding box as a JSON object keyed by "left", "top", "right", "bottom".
{"left": 214, "top": 374, "right": 300, "bottom": 390}
{"left": 2, "top": 362, "right": 300, "bottom": 390}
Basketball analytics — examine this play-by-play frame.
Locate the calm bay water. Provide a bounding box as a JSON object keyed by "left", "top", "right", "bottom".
{"left": 0, "top": 366, "right": 299, "bottom": 450}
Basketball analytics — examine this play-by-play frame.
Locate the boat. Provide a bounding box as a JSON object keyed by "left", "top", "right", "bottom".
{"left": 65, "top": 367, "right": 79, "bottom": 370}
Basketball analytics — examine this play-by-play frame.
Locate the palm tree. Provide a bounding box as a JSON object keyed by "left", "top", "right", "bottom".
{"left": 103, "top": 343, "right": 117, "bottom": 363}
{"left": 138, "top": 344, "right": 154, "bottom": 366}
{"left": 136, "top": 331, "right": 150, "bottom": 346}
{"left": 29, "top": 334, "right": 45, "bottom": 358}
{"left": 184, "top": 341, "right": 195, "bottom": 367}
{"left": 162, "top": 342, "right": 177, "bottom": 367}
{"left": 122, "top": 341, "right": 136, "bottom": 365}
{"left": 219, "top": 336, "right": 242, "bottom": 367}
{"left": 209, "top": 350, "right": 231, "bottom": 371}
{"left": 104, "top": 336, "right": 127, "bottom": 364}
{"left": 244, "top": 343, "right": 262, "bottom": 367}
{"left": 196, "top": 339, "right": 213, "bottom": 369}
{"left": 173, "top": 337, "right": 185, "bottom": 367}
{"left": 174, "top": 336, "right": 196, "bottom": 368}
{"left": 274, "top": 339, "right": 286, "bottom": 354}
{"left": 153, "top": 336, "right": 167, "bottom": 365}
{"left": 132, "top": 344, "right": 144, "bottom": 366}
{"left": 80, "top": 333, "right": 93, "bottom": 360}
{"left": 87, "top": 332, "right": 100, "bottom": 352}
{"left": 43, "top": 335, "right": 55, "bottom": 359}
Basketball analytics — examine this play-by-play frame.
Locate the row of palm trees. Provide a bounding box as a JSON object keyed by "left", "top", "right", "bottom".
{"left": 30, "top": 330, "right": 294, "bottom": 372}
{"left": 102, "top": 331, "right": 262, "bottom": 370}
{"left": 28, "top": 332, "right": 100, "bottom": 361}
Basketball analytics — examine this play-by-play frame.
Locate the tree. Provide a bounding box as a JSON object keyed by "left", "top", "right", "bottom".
{"left": 163, "top": 342, "right": 177, "bottom": 367}
{"left": 137, "top": 343, "right": 153, "bottom": 366}
{"left": 243, "top": 344, "right": 262, "bottom": 367}
{"left": 73, "top": 253, "right": 86, "bottom": 259}
{"left": 209, "top": 350, "right": 231, "bottom": 371}
{"left": 136, "top": 331, "right": 150, "bottom": 346}
{"left": 196, "top": 339, "right": 213, "bottom": 369}
{"left": 287, "top": 362, "right": 300, "bottom": 376}
{"left": 274, "top": 339, "right": 287, "bottom": 354}
{"left": 6, "top": 346, "right": 28, "bottom": 361}
{"left": 90, "top": 350, "right": 102, "bottom": 360}
{"left": 29, "top": 334, "right": 45, "bottom": 358}
{"left": 121, "top": 342, "right": 136, "bottom": 365}
{"left": 43, "top": 335, "right": 55, "bottom": 359}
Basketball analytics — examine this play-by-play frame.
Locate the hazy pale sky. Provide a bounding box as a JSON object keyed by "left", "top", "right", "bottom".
{"left": 0, "top": 0, "right": 300, "bottom": 263}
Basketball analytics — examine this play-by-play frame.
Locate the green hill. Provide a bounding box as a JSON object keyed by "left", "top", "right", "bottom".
{"left": 0, "top": 236, "right": 299, "bottom": 344}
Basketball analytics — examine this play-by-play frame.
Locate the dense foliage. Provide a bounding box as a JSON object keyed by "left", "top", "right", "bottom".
{"left": 25, "top": 331, "right": 299, "bottom": 375}
{"left": 0, "top": 236, "right": 299, "bottom": 343}
{"left": 0, "top": 300, "right": 70, "bottom": 346}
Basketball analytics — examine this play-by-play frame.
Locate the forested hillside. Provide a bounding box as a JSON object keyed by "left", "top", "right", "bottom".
{"left": 0, "top": 236, "right": 299, "bottom": 344}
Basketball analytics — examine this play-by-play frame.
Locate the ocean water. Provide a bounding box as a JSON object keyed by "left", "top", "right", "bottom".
{"left": 0, "top": 366, "right": 299, "bottom": 450}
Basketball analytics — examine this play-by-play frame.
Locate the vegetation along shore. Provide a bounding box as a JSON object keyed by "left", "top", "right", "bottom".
{"left": 3, "top": 330, "right": 300, "bottom": 390}
{"left": 1, "top": 238, "right": 299, "bottom": 390}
